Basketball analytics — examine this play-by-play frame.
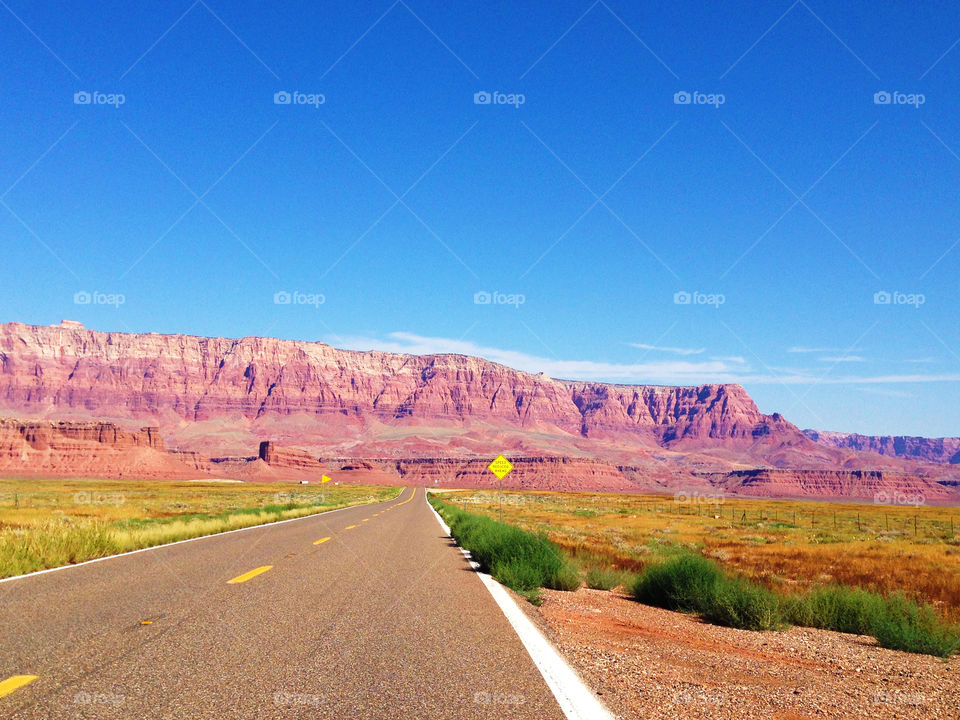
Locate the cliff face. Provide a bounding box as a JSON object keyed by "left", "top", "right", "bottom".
{"left": 0, "top": 321, "right": 808, "bottom": 458}
{"left": 805, "top": 430, "right": 960, "bottom": 465}
{"left": 0, "top": 418, "right": 202, "bottom": 478}
{"left": 1, "top": 321, "right": 956, "bottom": 500}
{"left": 566, "top": 382, "right": 797, "bottom": 443}
{"left": 13, "top": 420, "right": 163, "bottom": 451}
{"left": 258, "top": 441, "right": 326, "bottom": 471}
{"left": 323, "top": 456, "right": 642, "bottom": 492}
{"left": 711, "top": 468, "right": 955, "bottom": 502}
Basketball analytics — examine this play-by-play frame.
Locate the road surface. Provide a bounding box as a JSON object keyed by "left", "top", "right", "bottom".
{"left": 0, "top": 488, "right": 567, "bottom": 719}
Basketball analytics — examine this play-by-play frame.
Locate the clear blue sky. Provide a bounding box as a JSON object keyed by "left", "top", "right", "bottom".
{"left": 2, "top": 1, "right": 959, "bottom": 436}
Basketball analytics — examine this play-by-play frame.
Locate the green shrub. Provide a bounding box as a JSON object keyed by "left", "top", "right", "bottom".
{"left": 630, "top": 551, "right": 960, "bottom": 657}
{"left": 585, "top": 566, "right": 626, "bottom": 591}
{"left": 786, "top": 585, "right": 886, "bottom": 635}
{"left": 493, "top": 558, "right": 545, "bottom": 592}
{"left": 870, "top": 592, "right": 960, "bottom": 657}
{"left": 788, "top": 586, "right": 960, "bottom": 657}
{"left": 631, "top": 554, "right": 725, "bottom": 613}
{"left": 631, "top": 554, "right": 782, "bottom": 631}
{"left": 553, "top": 563, "right": 582, "bottom": 591}
{"left": 705, "top": 576, "right": 783, "bottom": 631}
{"left": 431, "top": 496, "right": 579, "bottom": 596}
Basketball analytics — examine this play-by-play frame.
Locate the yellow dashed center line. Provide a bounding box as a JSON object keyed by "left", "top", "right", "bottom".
{"left": 345, "top": 524, "right": 357, "bottom": 529}
{"left": 0, "top": 675, "right": 38, "bottom": 698}
{"left": 226, "top": 565, "right": 273, "bottom": 584}
{"left": 362, "top": 518, "right": 369, "bottom": 522}
{"left": 391, "top": 487, "right": 417, "bottom": 508}
{"left": 313, "top": 536, "right": 331, "bottom": 545}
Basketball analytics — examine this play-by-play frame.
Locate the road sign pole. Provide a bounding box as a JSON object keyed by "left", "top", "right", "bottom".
{"left": 321, "top": 474, "right": 332, "bottom": 505}
{"left": 487, "top": 454, "right": 513, "bottom": 524}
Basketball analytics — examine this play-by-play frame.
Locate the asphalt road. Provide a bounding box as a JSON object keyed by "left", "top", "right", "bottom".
{"left": 0, "top": 487, "right": 566, "bottom": 719}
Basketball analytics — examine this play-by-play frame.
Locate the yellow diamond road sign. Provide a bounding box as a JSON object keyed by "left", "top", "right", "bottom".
{"left": 488, "top": 454, "right": 513, "bottom": 480}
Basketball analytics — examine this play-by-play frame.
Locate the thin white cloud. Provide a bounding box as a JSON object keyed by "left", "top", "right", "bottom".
{"left": 332, "top": 332, "right": 960, "bottom": 387}
{"left": 819, "top": 355, "right": 866, "bottom": 363}
{"left": 711, "top": 355, "right": 747, "bottom": 364}
{"left": 337, "top": 332, "right": 746, "bottom": 384}
{"left": 750, "top": 373, "right": 960, "bottom": 385}
{"left": 630, "top": 343, "right": 705, "bottom": 356}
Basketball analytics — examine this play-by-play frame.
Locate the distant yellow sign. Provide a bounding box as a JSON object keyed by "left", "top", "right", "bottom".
{"left": 488, "top": 455, "right": 513, "bottom": 480}
{"left": 321, "top": 475, "right": 332, "bottom": 483}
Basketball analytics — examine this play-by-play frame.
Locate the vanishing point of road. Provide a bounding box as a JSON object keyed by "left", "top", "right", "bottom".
{"left": 0, "top": 488, "right": 569, "bottom": 719}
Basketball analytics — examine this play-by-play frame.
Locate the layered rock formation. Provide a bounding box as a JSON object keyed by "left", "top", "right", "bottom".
{"left": 805, "top": 430, "right": 960, "bottom": 465}
{"left": 0, "top": 321, "right": 818, "bottom": 461}
{"left": 321, "top": 456, "right": 642, "bottom": 492}
{"left": 13, "top": 420, "right": 163, "bottom": 451}
{"left": 258, "top": 441, "right": 323, "bottom": 471}
{"left": 0, "top": 320, "right": 956, "bottom": 500}
{"left": 0, "top": 418, "right": 204, "bottom": 479}
{"left": 708, "top": 469, "right": 954, "bottom": 502}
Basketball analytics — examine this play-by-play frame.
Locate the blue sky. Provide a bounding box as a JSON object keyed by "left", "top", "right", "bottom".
{"left": 2, "top": 0, "right": 960, "bottom": 436}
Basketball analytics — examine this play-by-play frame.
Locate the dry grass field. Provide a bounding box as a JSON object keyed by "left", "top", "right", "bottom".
{"left": 442, "top": 489, "right": 960, "bottom": 619}
{"left": 0, "top": 477, "right": 398, "bottom": 578}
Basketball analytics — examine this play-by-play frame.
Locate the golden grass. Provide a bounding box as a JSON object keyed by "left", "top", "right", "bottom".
{"left": 444, "top": 490, "right": 960, "bottom": 618}
{"left": 0, "top": 477, "right": 398, "bottom": 577}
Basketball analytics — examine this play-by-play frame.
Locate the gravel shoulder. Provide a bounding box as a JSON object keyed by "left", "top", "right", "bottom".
{"left": 535, "top": 588, "right": 960, "bottom": 720}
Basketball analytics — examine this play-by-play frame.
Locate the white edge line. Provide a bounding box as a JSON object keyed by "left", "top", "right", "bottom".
{"left": 425, "top": 491, "right": 614, "bottom": 720}
{"left": 0, "top": 487, "right": 407, "bottom": 585}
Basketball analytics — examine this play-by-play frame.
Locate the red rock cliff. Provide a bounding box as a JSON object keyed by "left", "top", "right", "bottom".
{"left": 805, "top": 430, "right": 960, "bottom": 465}
{"left": 0, "top": 322, "right": 805, "bottom": 459}
{"left": 0, "top": 417, "right": 203, "bottom": 478}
